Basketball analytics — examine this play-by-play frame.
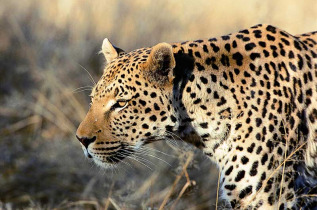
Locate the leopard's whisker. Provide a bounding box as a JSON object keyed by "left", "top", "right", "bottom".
{"left": 120, "top": 149, "right": 155, "bottom": 166}
{"left": 117, "top": 153, "right": 153, "bottom": 171}
{"left": 72, "top": 85, "right": 94, "bottom": 93}
{"left": 77, "top": 63, "right": 96, "bottom": 86}
{"left": 123, "top": 145, "right": 172, "bottom": 166}
{"left": 126, "top": 145, "right": 175, "bottom": 157}
{"left": 138, "top": 152, "right": 172, "bottom": 166}
{"left": 112, "top": 156, "right": 133, "bottom": 169}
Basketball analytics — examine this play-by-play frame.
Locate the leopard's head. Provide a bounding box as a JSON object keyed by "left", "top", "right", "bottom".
{"left": 76, "top": 38, "right": 177, "bottom": 168}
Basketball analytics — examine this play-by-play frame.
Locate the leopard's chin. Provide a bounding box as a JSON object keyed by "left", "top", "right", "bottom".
{"left": 92, "top": 156, "right": 123, "bottom": 169}
{"left": 93, "top": 158, "right": 118, "bottom": 169}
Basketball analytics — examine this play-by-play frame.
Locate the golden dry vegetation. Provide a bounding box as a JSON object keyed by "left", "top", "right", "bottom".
{"left": 0, "top": 0, "right": 316, "bottom": 209}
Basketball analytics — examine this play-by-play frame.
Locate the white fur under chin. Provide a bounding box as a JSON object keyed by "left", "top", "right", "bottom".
{"left": 134, "top": 141, "right": 144, "bottom": 150}
{"left": 93, "top": 158, "right": 116, "bottom": 169}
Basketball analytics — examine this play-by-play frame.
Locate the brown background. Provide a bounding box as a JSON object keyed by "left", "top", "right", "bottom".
{"left": 0, "top": 0, "right": 316, "bottom": 209}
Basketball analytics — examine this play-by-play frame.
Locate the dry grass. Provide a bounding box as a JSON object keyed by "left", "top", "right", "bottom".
{"left": 0, "top": 0, "right": 316, "bottom": 209}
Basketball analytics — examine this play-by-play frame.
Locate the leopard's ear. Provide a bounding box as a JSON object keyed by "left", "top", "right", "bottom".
{"left": 143, "top": 42, "right": 175, "bottom": 86}
{"left": 101, "top": 38, "right": 125, "bottom": 63}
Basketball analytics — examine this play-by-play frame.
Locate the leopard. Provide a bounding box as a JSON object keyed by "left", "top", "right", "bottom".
{"left": 76, "top": 24, "right": 317, "bottom": 209}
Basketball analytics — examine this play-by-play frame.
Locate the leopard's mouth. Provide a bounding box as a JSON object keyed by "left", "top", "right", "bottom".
{"left": 89, "top": 145, "right": 135, "bottom": 167}
{"left": 104, "top": 148, "right": 133, "bottom": 164}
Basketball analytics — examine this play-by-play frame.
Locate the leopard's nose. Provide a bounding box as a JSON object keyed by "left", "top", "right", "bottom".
{"left": 76, "top": 135, "right": 96, "bottom": 149}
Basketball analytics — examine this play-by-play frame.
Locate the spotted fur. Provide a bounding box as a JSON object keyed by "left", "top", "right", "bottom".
{"left": 76, "top": 25, "right": 317, "bottom": 209}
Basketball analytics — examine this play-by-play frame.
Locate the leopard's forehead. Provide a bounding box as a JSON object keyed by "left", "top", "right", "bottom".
{"left": 92, "top": 47, "right": 151, "bottom": 97}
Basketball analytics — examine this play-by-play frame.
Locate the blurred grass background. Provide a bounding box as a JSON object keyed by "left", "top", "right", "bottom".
{"left": 0, "top": 0, "right": 316, "bottom": 209}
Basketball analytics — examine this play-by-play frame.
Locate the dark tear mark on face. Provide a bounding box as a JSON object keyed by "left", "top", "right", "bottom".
{"left": 172, "top": 51, "right": 203, "bottom": 147}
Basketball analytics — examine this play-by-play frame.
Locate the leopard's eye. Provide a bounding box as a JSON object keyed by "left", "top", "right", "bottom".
{"left": 117, "top": 100, "right": 127, "bottom": 107}
{"left": 111, "top": 100, "right": 128, "bottom": 111}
